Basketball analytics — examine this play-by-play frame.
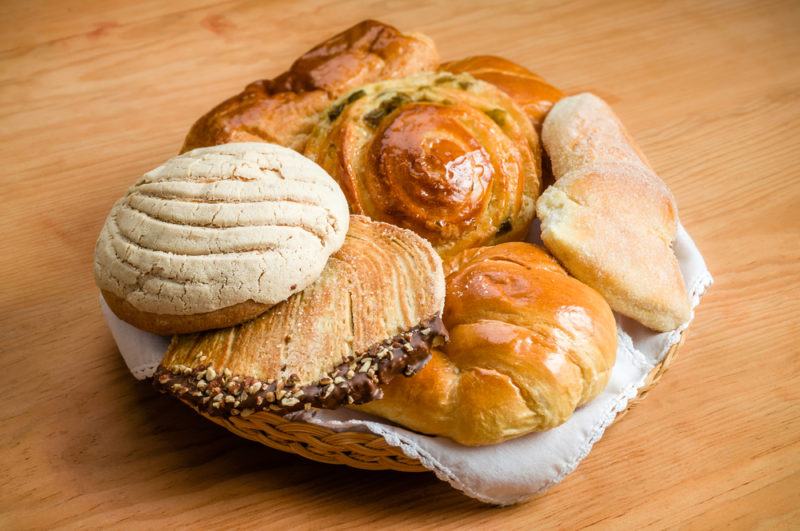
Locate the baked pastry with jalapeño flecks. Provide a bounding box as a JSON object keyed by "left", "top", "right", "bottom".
{"left": 304, "top": 72, "right": 541, "bottom": 259}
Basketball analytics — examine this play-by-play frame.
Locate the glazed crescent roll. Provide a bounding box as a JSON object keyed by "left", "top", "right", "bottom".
{"left": 440, "top": 55, "right": 563, "bottom": 131}
{"left": 356, "top": 242, "right": 617, "bottom": 446}
{"left": 182, "top": 20, "right": 439, "bottom": 152}
{"left": 537, "top": 93, "right": 691, "bottom": 331}
{"left": 304, "top": 72, "right": 541, "bottom": 259}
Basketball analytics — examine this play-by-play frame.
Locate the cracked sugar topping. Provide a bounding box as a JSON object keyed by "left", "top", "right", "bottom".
{"left": 94, "top": 142, "right": 349, "bottom": 316}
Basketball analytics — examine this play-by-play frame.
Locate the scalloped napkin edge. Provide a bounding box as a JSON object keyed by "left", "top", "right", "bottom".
{"left": 102, "top": 222, "right": 712, "bottom": 506}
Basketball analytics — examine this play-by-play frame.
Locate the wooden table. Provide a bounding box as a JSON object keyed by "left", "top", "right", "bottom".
{"left": 2, "top": 0, "right": 798, "bottom": 527}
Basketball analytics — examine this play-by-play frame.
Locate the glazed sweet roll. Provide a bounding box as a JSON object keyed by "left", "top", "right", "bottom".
{"left": 356, "top": 242, "right": 617, "bottom": 446}
{"left": 304, "top": 72, "right": 541, "bottom": 259}
{"left": 182, "top": 20, "right": 439, "bottom": 152}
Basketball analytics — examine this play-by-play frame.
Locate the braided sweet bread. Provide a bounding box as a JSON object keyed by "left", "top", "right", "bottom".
{"left": 304, "top": 72, "right": 541, "bottom": 259}
{"left": 182, "top": 20, "right": 438, "bottom": 152}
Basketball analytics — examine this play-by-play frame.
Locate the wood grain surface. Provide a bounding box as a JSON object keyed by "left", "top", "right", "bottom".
{"left": 2, "top": 0, "right": 799, "bottom": 527}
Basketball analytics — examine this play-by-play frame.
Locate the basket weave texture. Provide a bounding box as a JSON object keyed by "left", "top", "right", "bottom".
{"left": 190, "top": 334, "right": 687, "bottom": 473}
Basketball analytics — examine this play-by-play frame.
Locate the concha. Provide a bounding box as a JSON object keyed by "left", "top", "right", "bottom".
{"left": 94, "top": 142, "right": 350, "bottom": 334}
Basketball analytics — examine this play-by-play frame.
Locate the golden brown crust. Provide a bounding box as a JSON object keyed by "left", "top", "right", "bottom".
{"left": 440, "top": 55, "right": 563, "bottom": 132}
{"left": 155, "top": 216, "right": 446, "bottom": 414}
{"left": 101, "top": 290, "right": 269, "bottom": 335}
{"left": 181, "top": 20, "right": 439, "bottom": 153}
{"left": 538, "top": 93, "right": 691, "bottom": 331}
{"left": 155, "top": 316, "right": 446, "bottom": 416}
{"left": 304, "top": 72, "right": 541, "bottom": 259}
{"left": 356, "top": 242, "right": 617, "bottom": 446}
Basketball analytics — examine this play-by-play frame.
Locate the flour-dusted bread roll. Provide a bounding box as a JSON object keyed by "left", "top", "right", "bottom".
{"left": 182, "top": 20, "right": 439, "bottom": 152}
{"left": 356, "top": 242, "right": 617, "bottom": 446}
{"left": 153, "top": 216, "right": 447, "bottom": 416}
{"left": 537, "top": 93, "right": 691, "bottom": 332}
{"left": 94, "top": 143, "right": 349, "bottom": 335}
{"left": 304, "top": 72, "right": 541, "bottom": 259}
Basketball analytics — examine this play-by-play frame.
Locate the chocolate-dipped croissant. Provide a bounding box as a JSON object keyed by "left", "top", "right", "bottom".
{"left": 304, "top": 72, "right": 541, "bottom": 259}
{"left": 154, "top": 216, "right": 447, "bottom": 416}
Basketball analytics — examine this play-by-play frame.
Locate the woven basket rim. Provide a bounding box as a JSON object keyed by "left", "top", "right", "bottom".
{"left": 180, "top": 329, "right": 689, "bottom": 473}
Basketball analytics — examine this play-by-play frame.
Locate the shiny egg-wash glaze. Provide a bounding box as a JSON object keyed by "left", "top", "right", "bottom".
{"left": 357, "top": 242, "right": 618, "bottom": 446}
{"left": 304, "top": 72, "right": 542, "bottom": 259}
{"left": 182, "top": 20, "right": 439, "bottom": 152}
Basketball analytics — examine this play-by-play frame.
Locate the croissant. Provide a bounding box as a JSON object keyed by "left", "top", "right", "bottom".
{"left": 537, "top": 93, "right": 691, "bottom": 331}
{"left": 356, "top": 242, "right": 617, "bottom": 446}
{"left": 440, "top": 55, "right": 563, "bottom": 132}
{"left": 154, "top": 216, "right": 447, "bottom": 416}
{"left": 304, "top": 72, "right": 541, "bottom": 259}
{"left": 181, "top": 20, "right": 438, "bottom": 153}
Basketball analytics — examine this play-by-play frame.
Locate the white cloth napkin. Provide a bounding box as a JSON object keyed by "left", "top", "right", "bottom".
{"left": 102, "top": 223, "right": 712, "bottom": 506}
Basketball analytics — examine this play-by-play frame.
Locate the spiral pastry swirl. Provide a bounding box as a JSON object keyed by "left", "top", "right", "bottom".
{"left": 304, "top": 72, "right": 541, "bottom": 258}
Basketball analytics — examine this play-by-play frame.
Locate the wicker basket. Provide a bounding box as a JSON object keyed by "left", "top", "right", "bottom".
{"left": 187, "top": 332, "right": 687, "bottom": 473}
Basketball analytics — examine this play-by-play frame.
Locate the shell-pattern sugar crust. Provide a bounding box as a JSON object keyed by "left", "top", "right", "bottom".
{"left": 94, "top": 142, "right": 350, "bottom": 317}
{"left": 155, "top": 215, "right": 447, "bottom": 415}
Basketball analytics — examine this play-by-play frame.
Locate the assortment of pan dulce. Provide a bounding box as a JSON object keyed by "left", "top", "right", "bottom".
{"left": 94, "top": 20, "right": 690, "bottom": 446}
